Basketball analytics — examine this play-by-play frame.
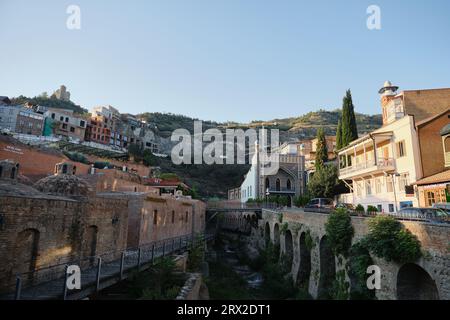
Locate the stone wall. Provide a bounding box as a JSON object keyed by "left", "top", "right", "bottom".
{"left": 176, "top": 273, "right": 208, "bottom": 300}
{"left": 0, "top": 193, "right": 129, "bottom": 292}
{"left": 257, "top": 209, "right": 450, "bottom": 300}
{"left": 96, "top": 192, "right": 206, "bottom": 249}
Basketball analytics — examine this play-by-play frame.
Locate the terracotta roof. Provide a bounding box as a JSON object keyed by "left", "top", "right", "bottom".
{"left": 415, "top": 170, "right": 450, "bottom": 186}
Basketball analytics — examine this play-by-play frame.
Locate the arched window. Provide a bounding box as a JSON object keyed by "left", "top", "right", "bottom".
{"left": 276, "top": 178, "right": 281, "bottom": 191}
{"left": 444, "top": 136, "right": 450, "bottom": 152}
{"left": 265, "top": 178, "right": 270, "bottom": 191}
{"left": 62, "top": 164, "right": 68, "bottom": 174}
{"left": 287, "top": 179, "right": 291, "bottom": 190}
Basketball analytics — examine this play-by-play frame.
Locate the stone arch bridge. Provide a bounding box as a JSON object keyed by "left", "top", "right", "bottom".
{"left": 262, "top": 209, "right": 449, "bottom": 300}
{"left": 215, "top": 207, "right": 450, "bottom": 300}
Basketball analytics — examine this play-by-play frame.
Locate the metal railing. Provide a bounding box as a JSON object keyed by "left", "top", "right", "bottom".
{"left": 339, "top": 157, "right": 394, "bottom": 176}
{"left": 1, "top": 233, "right": 214, "bottom": 300}
{"left": 206, "top": 201, "right": 279, "bottom": 210}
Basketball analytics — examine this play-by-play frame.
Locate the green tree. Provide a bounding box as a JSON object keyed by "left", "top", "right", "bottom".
{"left": 336, "top": 119, "right": 343, "bottom": 150}
{"left": 143, "top": 149, "right": 157, "bottom": 166}
{"left": 307, "top": 164, "right": 341, "bottom": 198}
{"left": 365, "top": 216, "right": 422, "bottom": 263}
{"left": 341, "top": 89, "right": 358, "bottom": 147}
{"left": 325, "top": 208, "right": 354, "bottom": 256}
{"left": 315, "top": 127, "right": 328, "bottom": 171}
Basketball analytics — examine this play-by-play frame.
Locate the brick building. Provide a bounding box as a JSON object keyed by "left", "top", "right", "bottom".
{"left": 0, "top": 160, "right": 129, "bottom": 291}
{"left": 0, "top": 151, "right": 206, "bottom": 293}
{"left": 415, "top": 111, "right": 450, "bottom": 206}
{"left": 15, "top": 109, "right": 45, "bottom": 136}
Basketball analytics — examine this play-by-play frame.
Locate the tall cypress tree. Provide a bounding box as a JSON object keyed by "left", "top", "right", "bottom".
{"left": 341, "top": 89, "right": 358, "bottom": 147}
{"left": 336, "top": 119, "right": 343, "bottom": 150}
{"left": 315, "top": 127, "right": 328, "bottom": 171}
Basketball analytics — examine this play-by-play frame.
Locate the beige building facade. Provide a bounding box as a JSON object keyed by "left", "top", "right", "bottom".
{"left": 338, "top": 82, "right": 450, "bottom": 212}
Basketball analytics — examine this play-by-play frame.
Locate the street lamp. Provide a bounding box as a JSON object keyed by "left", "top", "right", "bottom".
{"left": 385, "top": 172, "right": 401, "bottom": 212}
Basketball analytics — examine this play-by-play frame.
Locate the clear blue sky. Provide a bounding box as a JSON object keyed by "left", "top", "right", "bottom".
{"left": 1, "top": 0, "right": 449, "bottom": 122}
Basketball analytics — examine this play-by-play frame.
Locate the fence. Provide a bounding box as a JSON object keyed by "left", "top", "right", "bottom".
{"left": 1, "top": 233, "right": 214, "bottom": 300}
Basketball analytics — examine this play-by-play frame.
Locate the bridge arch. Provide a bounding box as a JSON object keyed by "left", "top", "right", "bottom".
{"left": 284, "top": 229, "right": 293, "bottom": 270}
{"left": 397, "top": 263, "right": 439, "bottom": 300}
{"left": 297, "top": 231, "right": 311, "bottom": 289}
{"left": 273, "top": 223, "right": 280, "bottom": 253}
{"left": 264, "top": 222, "right": 271, "bottom": 247}
{"left": 318, "top": 235, "right": 336, "bottom": 299}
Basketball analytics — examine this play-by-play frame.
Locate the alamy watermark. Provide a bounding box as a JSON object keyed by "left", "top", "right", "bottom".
{"left": 367, "top": 5, "right": 381, "bottom": 30}
{"left": 66, "top": 5, "right": 81, "bottom": 30}
{"left": 170, "top": 121, "right": 280, "bottom": 175}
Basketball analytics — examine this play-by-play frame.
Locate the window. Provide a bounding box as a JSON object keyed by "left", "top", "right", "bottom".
{"left": 287, "top": 179, "right": 291, "bottom": 190}
{"left": 388, "top": 204, "right": 394, "bottom": 213}
{"left": 386, "top": 176, "right": 393, "bottom": 192}
{"left": 70, "top": 127, "right": 75, "bottom": 133}
{"left": 172, "top": 211, "right": 175, "bottom": 224}
{"left": 80, "top": 120, "right": 85, "bottom": 127}
{"left": 396, "top": 140, "right": 406, "bottom": 158}
{"left": 366, "top": 179, "right": 372, "bottom": 195}
{"left": 399, "top": 173, "right": 410, "bottom": 191}
{"left": 65, "top": 117, "right": 69, "bottom": 123}
{"left": 51, "top": 113, "right": 55, "bottom": 119}
{"left": 375, "top": 178, "right": 381, "bottom": 194}
{"left": 185, "top": 211, "right": 189, "bottom": 223}
{"left": 276, "top": 179, "right": 281, "bottom": 191}
{"left": 60, "top": 116, "right": 64, "bottom": 121}
{"left": 265, "top": 178, "right": 270, "bottom": 191}
{"left": 153, "top": 210, "right": 158, "bottom": 225}
{"left": 377, "top": 205, "right": 382, "bottom": 212}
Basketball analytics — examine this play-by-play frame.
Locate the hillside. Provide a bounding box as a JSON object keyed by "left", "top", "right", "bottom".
{"left": 10, "top": 95, "right": 88, "bottom": 114}
{"left": 139, "top": 109, "right": 382, "bottom": 142}
{"left": 140, "top": 109, "right": 382, "bottom": 198}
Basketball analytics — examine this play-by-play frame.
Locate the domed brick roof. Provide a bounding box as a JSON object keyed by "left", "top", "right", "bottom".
{"left": 34, "top": 174, "right": 92, "bottom": 197}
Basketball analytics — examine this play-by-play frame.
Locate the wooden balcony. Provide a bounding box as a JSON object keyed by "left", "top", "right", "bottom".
{"left": 339, "top": 157, "right": 395, "bottom": 180}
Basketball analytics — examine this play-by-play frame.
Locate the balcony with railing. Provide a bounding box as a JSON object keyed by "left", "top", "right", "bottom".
{"left": 267, "top": 187, "right": 296, "bottom": 194}
{"left": 339, "top": 157, "right": 395, "bottom": 180}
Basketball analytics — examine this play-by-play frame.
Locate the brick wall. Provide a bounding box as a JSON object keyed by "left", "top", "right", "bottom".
{"left": 417, "top": 110, "right": 450, "bottom": 178}
{"left": 0, "top": 193, "right": 129, "bottom": 292}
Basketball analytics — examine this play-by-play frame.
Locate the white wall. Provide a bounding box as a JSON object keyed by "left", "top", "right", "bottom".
{"left": 240, "top": 151, "right": 258, "bottom": 203}
{"left": 350, "top": 116, "right": 422, "bottom": 212}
